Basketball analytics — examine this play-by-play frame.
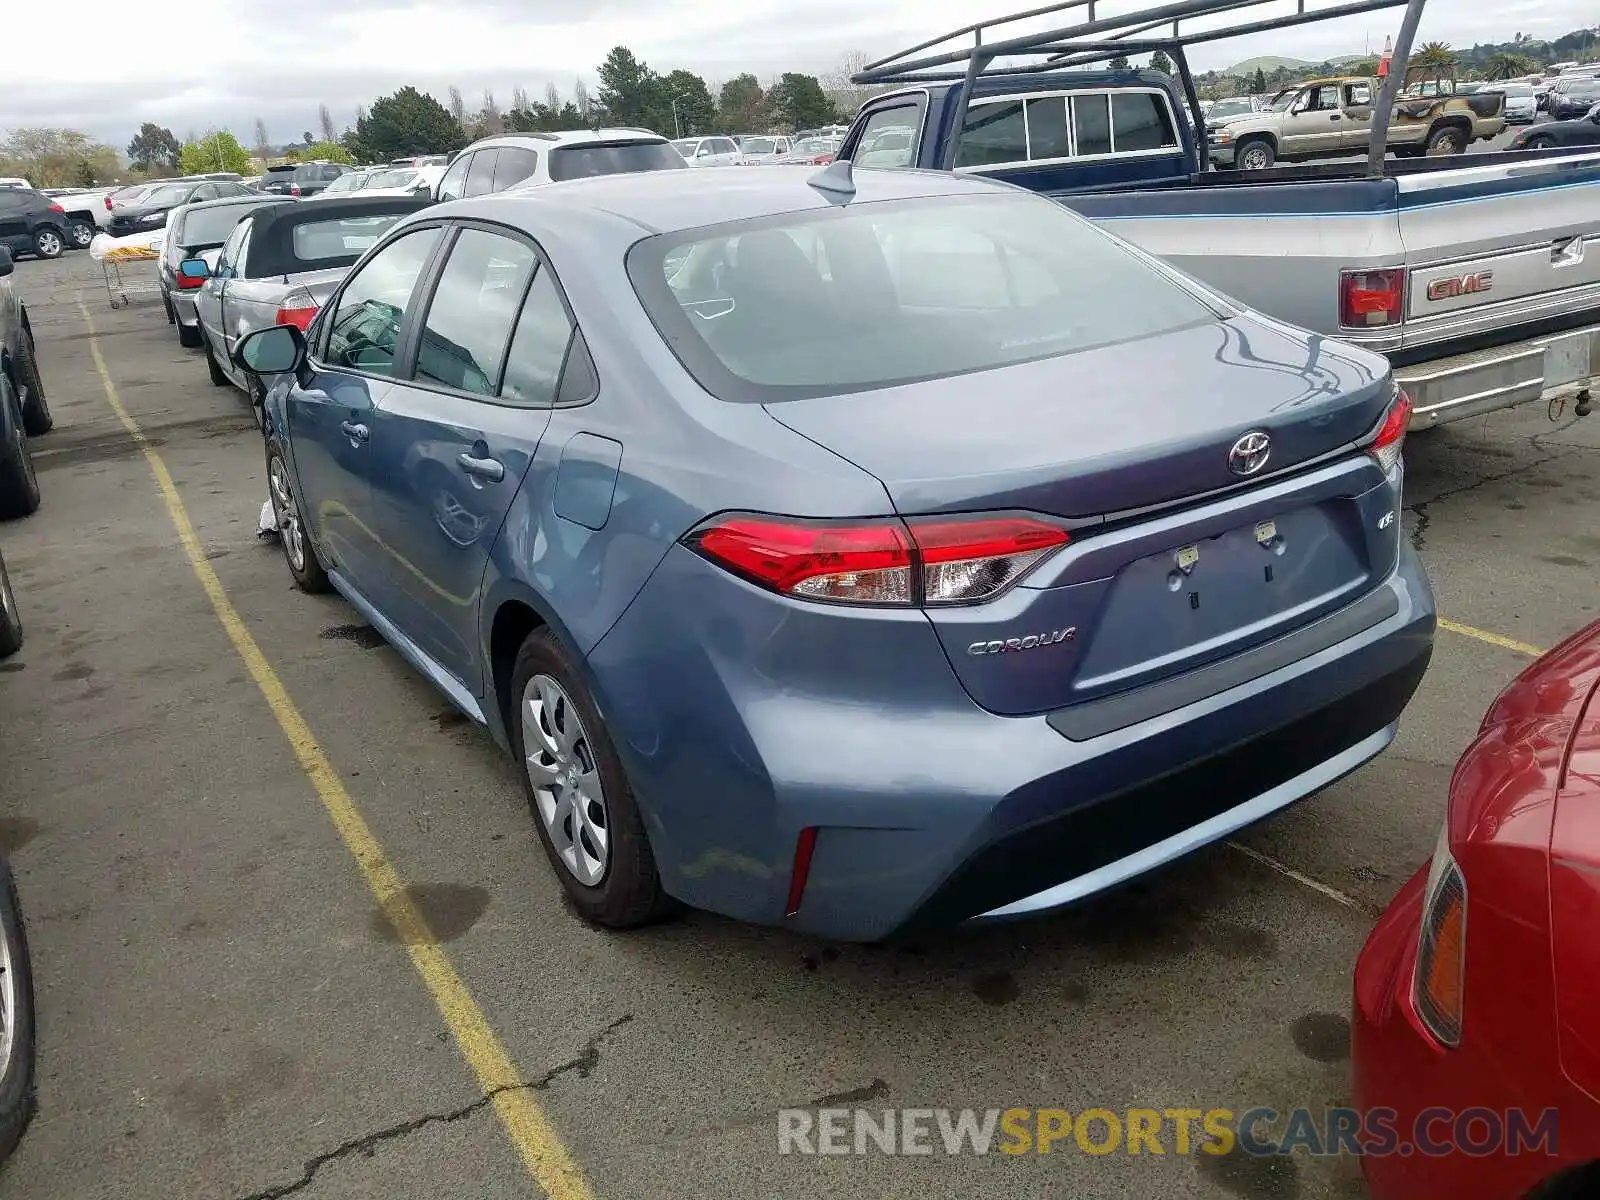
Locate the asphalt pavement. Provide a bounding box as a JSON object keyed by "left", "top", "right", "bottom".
{"left": 1, "top": 233, "right": 1596, "bottom": 1200}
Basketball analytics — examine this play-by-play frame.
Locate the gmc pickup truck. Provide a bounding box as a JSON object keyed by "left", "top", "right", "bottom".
{"left": 1210, "top": 75, "right": 1506, "bottom": 169}
{"left": 845, "top": 2, "right": 1600, "bottom": 432}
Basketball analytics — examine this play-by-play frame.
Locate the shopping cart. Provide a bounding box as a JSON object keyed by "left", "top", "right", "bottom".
{"left": 89, "top": 234, "right": 163, "bottom": 309}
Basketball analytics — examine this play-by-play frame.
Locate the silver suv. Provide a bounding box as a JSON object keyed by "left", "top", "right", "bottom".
{"left": 434, "top": 129, "right": 685, "bottom": 201}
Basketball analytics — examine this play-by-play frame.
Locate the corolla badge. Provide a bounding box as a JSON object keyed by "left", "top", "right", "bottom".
{"left": 967, "top": 628, "right": 1076, "bottom": 656}
{"left": 1228, "top": 431, "right": 1272, "bottom": 477}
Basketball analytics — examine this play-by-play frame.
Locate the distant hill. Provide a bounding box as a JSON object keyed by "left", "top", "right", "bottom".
{"left": 1225, "top": 55, "right": 1314, "bottom": 74}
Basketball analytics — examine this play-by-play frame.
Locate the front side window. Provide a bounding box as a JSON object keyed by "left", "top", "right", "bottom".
{"left": 436, "top": 154, "right": 471, "bottom": 202}
{"left": 413, "top": 228, "right": 537, "bottom": 396}
{"left": 631, "top": 193, "right": 1217, "bottom": 402}
{"left": 323, "top": 226, "right": 443, "bottom": 375}
{"left": 216, "top": 218, "right": 251, "bottom": 277}
{"left": 853, "top": 105, "right": 920, "bottom": 168}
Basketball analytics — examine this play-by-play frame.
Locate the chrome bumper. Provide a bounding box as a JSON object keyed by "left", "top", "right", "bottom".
{"left": 1395, "top": 322, "right": 1600, "bottom": 430}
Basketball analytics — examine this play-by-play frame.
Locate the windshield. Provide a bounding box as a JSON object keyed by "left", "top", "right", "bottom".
{"left": 793, "top": 138, "right": 837, "bottom": 155}
{"left": 365, "top": 169, "right": 418, "bottom": 188}
{"left": 1209, "top": 99, "right": 1254, "bottom": 119}
{"left": 143, "top": 183, "right": 194, "bottom": 207}
{"left": 322, "top": 173, "right": 368, "bottom": 193}
{"left": 548, "top": 141, "right": 686, "bottom": 181}
{"left": 1500, "top": 84, "right": 1534, "bottom": 97}
{"left": 741, "top": 138, "right": 777, "bottom": 155}
{"left": 630, "top": 193, "right": 1217, "bottom": 403}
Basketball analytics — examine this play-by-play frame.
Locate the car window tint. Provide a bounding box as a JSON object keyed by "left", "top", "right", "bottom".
{"left": 217, "top": 218, "right": 250, "bottom": 276}
{"left": 853, "top": 105, "right": 920, "bottom": 168}
{"left": 954, "top": 100, "right": 1027, "bottom": 168}
{"left": 437, "top": 154, "right": 471, "bottom": 202}
{"left": 1073, "top": 95, "right": 1112, "bottom": 155}
{"left": 464, "top": 149, "right": 500, "bottom": 197}
{"left": 414, "top": 229, "right": 537, "bottom": 396}
{"left": 1025, "top": 96, "right": 1072, "bottom": 159}
{"left": 324, "top": 226, "right": 443, "bottom": 375}
{"left": 500, "top": 267, "right": 575, "bottom": 407}
{"left": 494, "top": 147, "right": 540, "bottom": 190}
{"left": 1112, "top": 93, "right": 1177, "bottom": 151}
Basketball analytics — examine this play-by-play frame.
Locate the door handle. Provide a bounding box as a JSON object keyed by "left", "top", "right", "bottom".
{"left": 1329, "top": 114, "right": 1342, "bottom": 120}
{"left": 340, "top": 420, "right": 369, "bottom": 443}
{"left": 457, "top": 451, "right": 504, "bottom": 482}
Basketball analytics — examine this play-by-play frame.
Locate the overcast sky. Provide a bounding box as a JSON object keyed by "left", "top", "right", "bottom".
{"left": 6, "top": 0, "right": 1591, "bottom": 148}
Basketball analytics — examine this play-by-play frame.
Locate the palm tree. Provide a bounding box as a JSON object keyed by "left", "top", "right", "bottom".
{"left": 1486, "top": 52, "right": 1536, "bottom": 80}
{"left": 1411, "top": 41, "right": 1459, "bottom": 72}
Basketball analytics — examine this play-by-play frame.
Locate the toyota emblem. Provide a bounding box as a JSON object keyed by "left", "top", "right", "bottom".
{"left": 1228, "top": 431, "right": 1272, "bottom": 477}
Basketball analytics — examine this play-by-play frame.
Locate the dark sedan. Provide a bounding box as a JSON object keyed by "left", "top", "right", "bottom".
{"left": 257, "top": 162, "right": 352, "bottom": 198}
{"left": 161, "top": 195, "right": 292, "bottom": 347}
{"left": 107, "top": 179, "right": 254, "bottom": 237}
{"left": 1509, "top": 107, "right": 1600, "bottom": 150}
{"left": 1548, "top": 83, "right": 1600, "bottom": 121}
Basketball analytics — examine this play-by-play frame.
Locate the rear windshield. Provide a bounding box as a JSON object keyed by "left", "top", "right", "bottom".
{"left": 1499, "top": 84, "right": 1534, "bottom": 97}
{"left": 180, "top": 203, "right": 265, "bottom": 244}
{"left": 629, "top": 192, "right": 1218, "bottom": 402}
{"left": 365, "top": 169, "right": 418, "bottom": 188}
{"left": 548, "top": 141, "right": 686, "bottom": 181}
{"left": 742, "top": 138, "right": 778, "bottom": 155}
{"left": 143, "top": 183, "right": 194, "bottom": 207}
{"left": 671, "top": 139, "right": 698, "bottom": 156}
{"left": 290, "top": 214, "right": 411, "bottom": 264}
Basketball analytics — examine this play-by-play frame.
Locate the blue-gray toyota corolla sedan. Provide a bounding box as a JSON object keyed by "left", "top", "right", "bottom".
{"left": 235, "top": 164, "right": 1435, "bottom": 942}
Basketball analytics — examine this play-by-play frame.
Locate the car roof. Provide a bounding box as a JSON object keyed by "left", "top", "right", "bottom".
{"left": 464, "top": 128, "right": 667, "bottom": 153}
{"left": 452, "top": 164, "right": 1020, "bottom": 236}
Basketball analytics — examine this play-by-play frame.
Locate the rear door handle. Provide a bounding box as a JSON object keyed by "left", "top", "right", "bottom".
{"left": 457, "top": 451, "right": 504, "bottom": 482}
{"left": 340, "top": 420, "right": 369, "bottom": 443}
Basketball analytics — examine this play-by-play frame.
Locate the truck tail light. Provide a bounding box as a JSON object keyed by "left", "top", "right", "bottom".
{"left": 1369, "top": 386, "right": 1413, "bottom": 472}
{"left": 104, "top": 195, "right": 113, "bottom": 210}
{"left": 1340, "top": 268, "right": 1406, "bottom": 328}
{"left": 685, "top": 513, "right": 1069, "bottom": 607}
{"left": 1412, "top": 825, "right": 1466, "bottom": 1048}
{"left": 275, "top": 288, "right": 319, "bottom": 331}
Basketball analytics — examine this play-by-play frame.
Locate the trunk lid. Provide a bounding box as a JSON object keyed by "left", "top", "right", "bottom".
{"left": 765, "top": 316, "right": 1401, "bottom": 717}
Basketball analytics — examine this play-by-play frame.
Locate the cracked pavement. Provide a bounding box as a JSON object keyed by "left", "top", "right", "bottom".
{"left": 2, "top": 252, "right": 1598, "bottom": 1200}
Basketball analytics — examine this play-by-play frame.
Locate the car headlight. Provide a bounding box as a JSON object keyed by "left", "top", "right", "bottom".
{"left": 1215, "top": 129, "right": 1233, "bottom": 143}
{"left": 1412, "top": 820, "right": 1467, "bottom": 1048}
{"left": 138, "top": 211, "right": 166, "bottom": 225}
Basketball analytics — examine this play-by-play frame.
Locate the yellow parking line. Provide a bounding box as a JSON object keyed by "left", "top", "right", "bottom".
{"left": 1437, "top": 618, "right": 1542, "bottom": 658}
{"left": 75, "top": 300, "right": 592, "bottom": 1200}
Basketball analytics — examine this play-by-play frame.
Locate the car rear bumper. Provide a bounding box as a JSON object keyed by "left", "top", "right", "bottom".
{"left": 169, "top": 290, "right": 200, "bottom": 327}
{"left": 1394, "top": 321, "right": 1600, "bottom": 430}
{"left": 588, "top": 540, "right": 1435, "bottom": 942}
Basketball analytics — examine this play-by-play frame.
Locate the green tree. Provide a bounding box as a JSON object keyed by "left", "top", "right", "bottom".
{"left": 595, "top": 46, "right": 668, "bottom": 131}
{"left": 339, "top": 128, "right": 370, "bottom": 163}
{"left": 717, "top": 73, "right": 766, "bottom": 133}
{"left": 1487, "top": 51, "right": 1536, "bottom": 79}
{"left": 764, "top": 72, "right": 836, "bottom": 131}
{"left": 179, "top": 130, "right": 253, "bottom": 175}
{"left": 285, "top": 140, "right": 353, "bottom": 164}
{"left": 661, "top": 69, "right": 716, "bottom": 136}
{"left": 1253, "top": 67, "right": 1268, "bottom": 93}
{"left": 1107, "top": 54, "right": 1130, "bottom": 70}
{"left": 357, "top": 86, "right": 466, "bottom": 158}
{"left": 126, "top": 122, "right": 181, "bottom": 173}
{"left": 1149, "top": 49, "right": 1173, "bottom": 75}
{"left": 1412, "top": 41, "right": 1458, "bottom": 72}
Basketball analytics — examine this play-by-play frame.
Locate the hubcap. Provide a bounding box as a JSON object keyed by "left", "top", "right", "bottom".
{"left": 72, "top": 224, "right": 92, "bottom": 247}
{"left": 522, "top": 674, "right": 609, "bottom": 886}
{"left": 268, "top": 456, "right": 306, "bottom": 571}
{"left": 38, "top": 233, "right": 59, "bottom": 255}
{"left": 1242, "top": 148, "right": 1268, "bottom": 169}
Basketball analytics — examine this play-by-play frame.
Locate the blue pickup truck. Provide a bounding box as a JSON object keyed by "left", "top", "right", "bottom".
{"left": 842, "top": 38, "right": 1600, "bottom": 431}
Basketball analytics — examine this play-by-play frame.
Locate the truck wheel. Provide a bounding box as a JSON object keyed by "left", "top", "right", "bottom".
{"left": 1425, "top": 125, "right": 1467, "bottom": 155}
{"left": 67, "top": 219, "right": 94, "bottom": 250}
{"left": 1237, "top": 138, "right": 1276, "bottom": 170}
{"left": 30, "top": 229, "right": 62, "bottom": 260}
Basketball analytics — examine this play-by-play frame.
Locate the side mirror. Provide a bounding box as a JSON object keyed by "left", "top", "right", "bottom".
{"left": 179, "top": 257, "right": 211, "bottom": 279}
{"left": 0, "top": 246, "right": 11, "bottom": 278}
{"left": 235, "top": 324, "right": 306, "bottom": 375}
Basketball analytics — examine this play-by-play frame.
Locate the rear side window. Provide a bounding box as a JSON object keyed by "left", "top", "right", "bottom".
{"left": 630, "top": 193, "right": 1217, "bottom": 402}
{"left": 465, "top": 149, "right": 500, "bottom": 196}
{"left": 323, "top": 227, "right": 443, "bottom": 375}
{"left": 414, "top": 228, "right": 537, "bottom": 396}
{"left": 500, "top": 268, "right": 575, "bottom": 407}
{"left": 494, "top": 147, "right": 540, "bottom": 190}
{"left": 1073, "top": 95, "right": 1112, "bottom": 155}
{"left": 1111, "top": 93, "right": 1178, "bottom": 152}
{"left": 547, "top": 141, "right": 685, "bottom": 181}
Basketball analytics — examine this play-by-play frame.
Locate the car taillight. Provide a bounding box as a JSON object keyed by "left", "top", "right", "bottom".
{"left": 104, "top": 195, "right": 113, "bottom": 210}
{"left": 1369, "top": 386, "right": 1412, "bottom": 473}
{"left": 686, "top": 513, "right": 1069, "bottom": 607}
{"left": 176, "top": 271, "right": 205, "bottom": 290}
{"left": 290, "top": 184, "right": 302, "bottom": 197}
{"left": 1412, "top": 823, "right": 1466, "bottom": 1048}
{"left": 812, "top": 154, "right": 835, "bottom": 165}
{"left": 1340, "top": 268, "right": 1406, "bottom": 328}
{"left": 275, "top": 288, "right": 319, "bottom": 331}
{"left": 48, "top": 202, "right": 65, "bottom": 214}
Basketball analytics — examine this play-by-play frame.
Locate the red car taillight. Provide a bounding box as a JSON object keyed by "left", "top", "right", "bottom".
{"left": 104, "top": 195, "right": 113, "bottom": 210}
{"left": 289, "top": 184, "right": 302, "bottom": 197}
{"left": 1339, "top": 267, "right": 1405, "bottom": 328}
{"left": 275, "top": 288, "right": 319, "bottom": 331}
{"left": 176, "top": 272, "right": 206, "bottom": 290}
{"left": 1369, "top": 386, "right": 1412, "bottom": 472}
{"left": 812, "top": 154, "right": 835, "bottom": 165}
{"left": 686, "top": 513, "right": 1070, "bottom": 607}
{"left": 48, "top": 202, "right": 65, "bottom": 214}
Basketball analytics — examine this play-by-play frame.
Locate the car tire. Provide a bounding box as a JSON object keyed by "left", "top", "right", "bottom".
{"left": 67, "top": 219, "right": 94, "bottom": 250}
{"left": 0, "top": 855, "right": 37, "bottom": 1161}
{"left": 1236, "top": 137, "right": 1275, "bottom": 170}
{"left": 247, "top": 376, "right": 267, "bottom": 432}
{"left": 1425, "top": 125, "right": 1467, "bottom": 155}
{"left": 1524, "top": 135, "right": 1555, "bottom": 150}
{"left": 0, "top": 381, "right": 39, "bottom": 522}
{"left": 265, "top": 439, "right": 331, "bottom": 593}
{"left": 30, "top": 228, "right": 63, "bottom": 260}
{"left": 14, "top": 332, "right": 51, "bottom": 438}
{"left": 0, "top": 549, "right": 22, "bottom": 659}
{"left": 509, "top": 627, "right": 675, "bottom": 929}
{"left": 202, "top": 338, "right": 229, "bottom": 388}
{"left": 162, "top": 293, "right": 176, "bottom": 325}
{"left": 177, "top": 321, "right": 203, "bottom": 349}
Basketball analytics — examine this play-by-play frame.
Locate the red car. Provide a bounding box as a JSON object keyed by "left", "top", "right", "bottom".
{"left": 1352, "top": 618, "right": 1600, "bottom": 1198}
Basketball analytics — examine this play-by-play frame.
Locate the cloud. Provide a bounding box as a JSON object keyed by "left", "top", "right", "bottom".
{"left": 7, "top": 0, "right": 1595, "bottom": 146}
